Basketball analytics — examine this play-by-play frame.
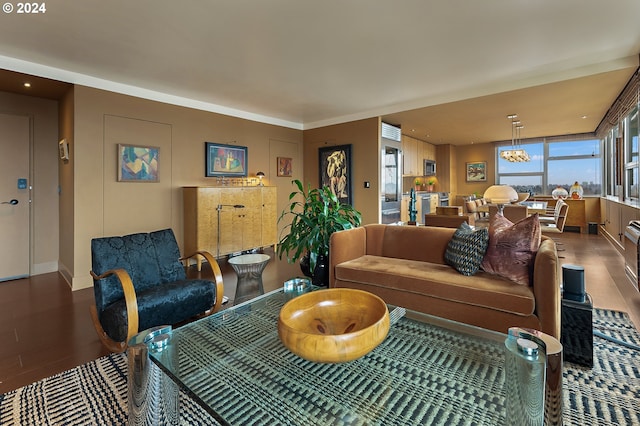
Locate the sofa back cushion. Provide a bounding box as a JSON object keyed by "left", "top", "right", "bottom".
{"left": 150, "top": 229, "right": 187, "bottom": 283}
{"left": 379, "top": 225, "right": 455, "bottom": 264}
{"left": 92, "top": 231, "right": 167, "bottom": 313}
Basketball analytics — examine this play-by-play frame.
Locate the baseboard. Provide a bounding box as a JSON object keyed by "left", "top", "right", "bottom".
{"left": 31, "top": 261, "right": 58, "bottom": 276}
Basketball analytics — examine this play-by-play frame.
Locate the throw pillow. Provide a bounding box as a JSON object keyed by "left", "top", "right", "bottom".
{"left": 481, "top": 213, "right": 541, "bottom": 286}
{"left": 444, "top": 222, "right": 489, "bottom": 276}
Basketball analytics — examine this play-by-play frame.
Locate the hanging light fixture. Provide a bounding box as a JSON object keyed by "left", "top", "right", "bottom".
{"left": 500, "top": 114, "right": 530, "bottom": 162}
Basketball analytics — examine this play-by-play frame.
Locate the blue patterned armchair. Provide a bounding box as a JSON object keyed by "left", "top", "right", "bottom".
{"left": 90, "top": 228, "right": 224, "bottom": 352}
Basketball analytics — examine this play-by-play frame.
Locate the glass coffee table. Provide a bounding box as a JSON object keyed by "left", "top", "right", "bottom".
{"left": 150, "top": 289, "right": 523, "bottom": 425}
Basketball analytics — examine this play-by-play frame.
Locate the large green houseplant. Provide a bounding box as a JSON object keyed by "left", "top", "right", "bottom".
{"left": 277, "top": 179, "right": 362, "bottom": 286}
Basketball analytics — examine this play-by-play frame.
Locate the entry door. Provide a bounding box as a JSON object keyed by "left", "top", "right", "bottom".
{"left": 0, "top": 113, "right": 30, "bottom": 281}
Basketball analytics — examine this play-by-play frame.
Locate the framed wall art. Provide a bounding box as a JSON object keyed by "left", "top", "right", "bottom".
{"left": 117, "top": 144, "right": 159, "bottom": 182}
{"left": 466, "top": 161, "right": 487, "bottom": 182}
{"left": 205, "top": 142, "right": 247, "bottom": 177}
{"left": 319, "top": 144, "right": 353, "bottom": 205}
{"left": 277, "top": 157, "right": 292, "bottom": 177}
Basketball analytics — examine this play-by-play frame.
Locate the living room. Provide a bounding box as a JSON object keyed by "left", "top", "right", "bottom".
{"left": 1, "top": 2, "right": 640, "bottom": 424}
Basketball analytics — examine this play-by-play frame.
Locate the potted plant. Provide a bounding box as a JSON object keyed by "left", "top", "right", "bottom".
{"left": 277, "top": 179, "right": 362, "bottom": 286}
{"left": 426, "top": 178, "right": 436, "bottom": 192}
{"left": 415, "top": 178, "right": 423, "bottom": 191}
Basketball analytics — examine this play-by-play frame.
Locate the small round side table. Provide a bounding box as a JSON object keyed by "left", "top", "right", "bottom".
{"left": 228, "top": 253, "right": 271, "bottom": 305}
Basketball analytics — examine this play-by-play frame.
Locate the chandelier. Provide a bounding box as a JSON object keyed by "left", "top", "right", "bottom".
{"left": 500, "top": 114, "right": 530, "bottom": 162}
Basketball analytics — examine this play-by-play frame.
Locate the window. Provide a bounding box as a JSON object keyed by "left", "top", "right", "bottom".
{"left": 625, "top": 106, "right": 639, "bottom": 200}
{"left": 496, "top": 138, "right": 602, "bottom": 196}
{"left": 496, "top": 143, "right": 543, "bottom": 193}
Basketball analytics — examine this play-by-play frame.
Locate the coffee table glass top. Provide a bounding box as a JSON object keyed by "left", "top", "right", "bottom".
{"left": 151, "top": 289, "right": 509, "bottom": 426}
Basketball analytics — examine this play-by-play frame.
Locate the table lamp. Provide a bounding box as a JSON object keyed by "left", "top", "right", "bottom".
{"left": 256, "top": 171, "right": 265, "bottom": 186}
{"left": 483, "top": 185, "right": 518, "bottom": 215}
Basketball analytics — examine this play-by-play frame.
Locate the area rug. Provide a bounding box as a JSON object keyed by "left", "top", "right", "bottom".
{"left": 0, "top": 309, "right": 638, "bottom": 425}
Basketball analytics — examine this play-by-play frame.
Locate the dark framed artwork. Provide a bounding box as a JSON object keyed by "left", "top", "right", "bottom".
{"left": 466, "top": 161, "right": 487, "bottom": 182}
{"left": 319, "top": 144, "right": 353, "bottom": 205}
{"left": 205, "top": 142, "right": 247, "bottom": 177}
{"left": 277, "top": 157, "right": 293, "bottom": 177}
{"left": 117, "top": 144, "right": 159, "bottom": 182}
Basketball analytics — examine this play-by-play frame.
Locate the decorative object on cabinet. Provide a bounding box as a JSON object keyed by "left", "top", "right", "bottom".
{"left": 569, "top": 181, "right": 584, "bottom": 199}
{"left": 426, "top": 177, "right": 436, "bottom": 192}
{"left": 277, "top": 157, "right": 292, "bottom": 177}
{"left": 551, "top": 186, "right": 569, "bottom": 200}
{"left": 277, "top": 179, "right": 361, "bottom": 286}
{"left": 319, "top": 144, "right": 353, "bottom": 206}
{"left": 183, "top": 186, "right": 277, "bottom": 259}
{"left": 465, "top": 162, "right": 486, "bottom": 182}
{"left": 256, "top": 171, "right": 265, "bottom": 186}
{"left": 117, "top": 144, "right": 159, "bottom": 182}
{"left": 205, "top": 142, "right": 247, "bottom": 177}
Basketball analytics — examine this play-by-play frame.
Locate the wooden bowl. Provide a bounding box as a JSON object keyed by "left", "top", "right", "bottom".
{"left": 278, "top": 288, "right": 390, "bottom": 363}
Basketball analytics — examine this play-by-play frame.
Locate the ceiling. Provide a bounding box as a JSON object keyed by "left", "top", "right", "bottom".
{"left": 1, "top": 1, "right": 639, "bottom": 145}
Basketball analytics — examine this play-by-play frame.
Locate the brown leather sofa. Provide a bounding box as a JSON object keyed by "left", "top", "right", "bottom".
{"left": 329, "top": 224, "right": 560, "bottom": 338}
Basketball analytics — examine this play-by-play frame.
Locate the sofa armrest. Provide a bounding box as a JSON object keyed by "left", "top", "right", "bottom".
{"left": 532, "top": 237, "right": 561, "bottom": 339}
{"left": 181, "top": 250, "right": 225, "bottom": 313}
{"left": 90, "top": 268, "right": 139, "bottom": 352}
{"left": 329, "top": 227, "right": 367, "bottom": 287}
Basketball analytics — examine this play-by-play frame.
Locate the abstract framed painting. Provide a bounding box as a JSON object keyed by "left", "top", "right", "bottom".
{"left": 205, "top": 142, "right": 248, "bottom": 177}
{"left": 117, "top": 144, "right": 159, "bottom": 182}
{"left": 319, "top": 144, "right": 353, "bottom": 205}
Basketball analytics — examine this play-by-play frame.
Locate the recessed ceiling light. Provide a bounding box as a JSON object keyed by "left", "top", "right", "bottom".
{"left": 581, "top": 115, "right": 588, "bottom": 119}
{"left": 23, "top": 82, "right": 31, "bottom": 88}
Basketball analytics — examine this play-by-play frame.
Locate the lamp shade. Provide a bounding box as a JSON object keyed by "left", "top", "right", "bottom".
{"left": 483, "top": 185, "right": 518, "bottom": 204}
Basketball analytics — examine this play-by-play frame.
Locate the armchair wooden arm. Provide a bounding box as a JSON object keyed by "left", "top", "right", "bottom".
{"left": 181, "top": 250, "right": 225, "bottom": 313}
{"left": 89, "top": 268, "right": 139, "bottom": 353}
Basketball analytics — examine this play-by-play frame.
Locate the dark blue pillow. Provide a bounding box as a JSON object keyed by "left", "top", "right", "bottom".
{"left": 444, "top": 222, "right": 489, "bottom": 276}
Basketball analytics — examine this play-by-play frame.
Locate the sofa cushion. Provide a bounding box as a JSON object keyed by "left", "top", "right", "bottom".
{"left": 335, "top": 255, "right": 535, "bottom": 315}
{"left": 100, "top": 279, "right": 217, "bottom": 342}
{"left": 481, "top": 213, "right": 541, "bottom": 286}
{"left": 150, "top": 229, "right": 187, "bottom": 283}
{"left": 380, "top": 225, "right": 455, "bottom": 265}
{"left": 445, "top": 222, "right": 489, "bottom": 276}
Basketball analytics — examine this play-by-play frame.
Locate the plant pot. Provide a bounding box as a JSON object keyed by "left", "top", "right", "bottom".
{"left": 299, "top": 253, "right": 329, "bottom": 287}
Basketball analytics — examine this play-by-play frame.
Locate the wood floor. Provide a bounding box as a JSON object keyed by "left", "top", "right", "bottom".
{"left": 1, "top": 232, "right": 639, "bottom": 394}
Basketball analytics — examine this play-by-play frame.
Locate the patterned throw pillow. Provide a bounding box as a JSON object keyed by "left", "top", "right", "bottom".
{"left": 480, "top": 213, "right": 541, "bottom": 286}
{"left": 444, "top": 222, "right": 490, "bottom": 276}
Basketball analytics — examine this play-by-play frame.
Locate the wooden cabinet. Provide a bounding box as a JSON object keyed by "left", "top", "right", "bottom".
{"left": 564, "top": 199, "right": 587, "bottom": 232}
{"left": 402, "top": 135, "right": 418, "bottom": 175}
{"left": 600, "top": 197, "right": 640, "bottom": 249}
{"left": 183, "top": 186, "right": 277, "bottom": 258}
{"left": 402, "top": 134, "right": 437, "bottom": 177}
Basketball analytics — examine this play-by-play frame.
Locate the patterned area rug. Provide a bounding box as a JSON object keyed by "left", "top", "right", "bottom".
{"left": 0, "top": 309, "right": 638, "bottom": 426}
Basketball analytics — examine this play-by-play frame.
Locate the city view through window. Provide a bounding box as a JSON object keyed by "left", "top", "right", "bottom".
{"left": 497, "top": 139, "right": 601, "bottom": 196}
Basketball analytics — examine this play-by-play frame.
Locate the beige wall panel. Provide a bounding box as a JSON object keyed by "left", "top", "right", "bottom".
{"left": 58, "top": 88, "right": 74, "bottom": 282}
{"left": 269, "top": 138, "right": 301, "bottom": 237}
{"left": 303, "top": 118, "right": 379, "bottom": 225}
{"left": 103, "top": 116, "right": 173, "bottom": 235}
{"left": 455, "top": 142, "right": 496, "bottom": 197}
